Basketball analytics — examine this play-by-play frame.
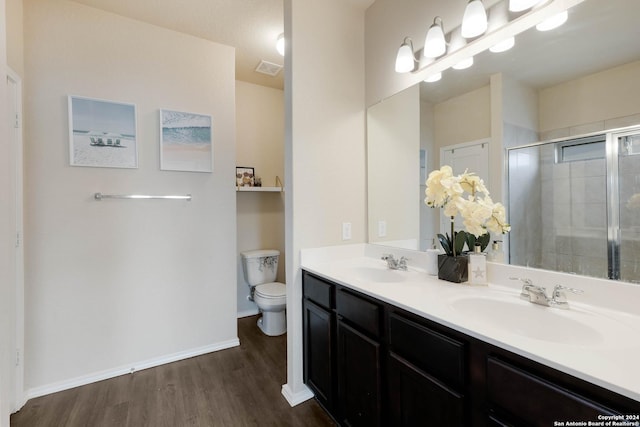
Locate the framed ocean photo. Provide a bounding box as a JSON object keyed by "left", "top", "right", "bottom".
{"left": 68, "top": 95, "right": 138, "bottom": 168}
{"left": 160, "top": 109, "right": 213, "bottom": 172}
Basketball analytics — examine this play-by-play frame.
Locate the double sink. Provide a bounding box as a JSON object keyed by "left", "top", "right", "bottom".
{"left": 326, "top": 257, "right": 640, "bottom": 348}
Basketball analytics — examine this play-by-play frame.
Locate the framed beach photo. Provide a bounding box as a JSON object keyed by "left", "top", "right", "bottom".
{"left": 68, "top": 95, "right": 138, "bottom": 168}
{"left": 160, "top": 109, "right": 213, "bottom": 172}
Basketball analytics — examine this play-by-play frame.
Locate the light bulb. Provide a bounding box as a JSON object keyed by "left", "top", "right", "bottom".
{"left": 453, "top": 57, "right": 474, "bottom": 70}
{"left": 424, "top": 17, "right": 446, "bottom": 58}
{"left": 490, "top": 37, "right": 515, "bottom": 53}
{"left": 395, "top": 38, "right": 416, "bottom": 73}
{"left": 509, "top": 0, "right": 542, "bottom": 12}
{"left": 536, "top": 10, "right": 568, "bottom": 31}
{"left": 276, "top": 33, "right": 285, "bottom": 56}
{"left": 461, "top": 0, "right": 488, "bottom": 39}
{"left": 424, "top": 72, "right": 442, "bottom": 83}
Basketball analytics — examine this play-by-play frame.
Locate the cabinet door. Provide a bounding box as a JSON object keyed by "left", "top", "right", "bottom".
{"left": 387, "top": 353, "right": 466, "bottom": 426}
{"left": 303, "top": 299, "right": 334, "bottom": 411}
{"left": 337, "top": 319, "right": 381, "bottom": 427}
{"left": 487, "top": 357, "right": 619, "bottom": 426}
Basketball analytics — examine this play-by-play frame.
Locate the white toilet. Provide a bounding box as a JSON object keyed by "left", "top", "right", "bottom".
{"left": 241, "top": 249, "right": 287, "bottom": 336}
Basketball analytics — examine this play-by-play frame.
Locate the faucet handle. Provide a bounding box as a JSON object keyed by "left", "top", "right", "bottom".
{"left": 510, "top": 277, "right": 534, "bottom": 299}
{"left": 551, "top": 284, "right": 583, "bottom": 308}
{"left": 510, "top": 277, "right": 533, "bottom": 286}
{"left": 552, "top": 284, "right": 583, "bottom": 298}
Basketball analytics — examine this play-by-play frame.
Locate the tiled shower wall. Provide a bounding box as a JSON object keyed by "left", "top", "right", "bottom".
{"left": 619, "top": 150, "right": 640, "bottom": 282}
{"left": 510, "top": 136, "right": 640, "bottom": 283}
{"left": 540, "top": 145, "right": 608, "bottom": 278}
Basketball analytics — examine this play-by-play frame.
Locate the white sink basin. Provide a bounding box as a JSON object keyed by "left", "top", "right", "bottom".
{"left": 449, "top": 295, "right": 605, "bottom": 345}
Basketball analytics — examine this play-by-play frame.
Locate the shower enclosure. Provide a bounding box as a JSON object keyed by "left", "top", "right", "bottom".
{"left": 508, "top": 126, "right": 640, "bottom": 284}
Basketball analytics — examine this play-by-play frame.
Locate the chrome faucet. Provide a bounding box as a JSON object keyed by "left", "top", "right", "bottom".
{"left": 510, "top": 277, "right": 583, "bottom": 309}
{"left": 381, "top": 254, "right": 408, "bottom": 271}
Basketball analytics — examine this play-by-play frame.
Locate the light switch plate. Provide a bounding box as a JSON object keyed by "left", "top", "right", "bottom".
{"left": 378, "top": 220, "right": 387, "bottom": 237}
{"left": 342, "top": 222, "right": 352, "bottom": 240}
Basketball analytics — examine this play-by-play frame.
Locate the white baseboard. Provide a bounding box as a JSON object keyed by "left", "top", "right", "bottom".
{"left": 281, "top": 383, "right": 314, "bottom": 407}
{"left": 26, "top": 338, "right": 240, "bottom": 401}
{"left": 237, "top": 308, "right": 260, "bottom": 318}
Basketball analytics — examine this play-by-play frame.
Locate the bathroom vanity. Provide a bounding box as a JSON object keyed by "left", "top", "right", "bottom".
{"left": 301, "top": 245, "right": 640, "bottom": 426}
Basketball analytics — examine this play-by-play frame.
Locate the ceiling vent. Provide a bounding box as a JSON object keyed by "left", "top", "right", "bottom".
{"left": 255, "top": 60, "right": 283, "bottom": 77}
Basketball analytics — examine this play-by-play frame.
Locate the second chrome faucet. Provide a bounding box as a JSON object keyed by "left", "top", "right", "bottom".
{"left": 511, "top": 277, "right": 583, "bottom": 309}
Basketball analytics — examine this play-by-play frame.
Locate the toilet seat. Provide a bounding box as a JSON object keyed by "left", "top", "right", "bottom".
{"left": 255, "top": 282, "right": 286, "bottom": 299}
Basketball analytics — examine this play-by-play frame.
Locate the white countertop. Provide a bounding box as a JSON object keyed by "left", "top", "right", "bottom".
{"left": 300, "top": 244, "right": 640, "bottom": 403}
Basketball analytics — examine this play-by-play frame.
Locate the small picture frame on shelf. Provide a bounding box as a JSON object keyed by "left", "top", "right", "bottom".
{"left": 236, "top": 167, "right": 255, "bottom": 187}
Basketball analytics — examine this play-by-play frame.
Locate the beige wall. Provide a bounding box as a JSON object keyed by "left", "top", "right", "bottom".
{"left": 434, "top": 85, "right": 491, "bottom": 152}
{"left": 367, "top": 84, "right": 419, "bottom": 246}
{"left": 1, "top": 0, "right": 16, "bottom": 422}
{"left": 284, "top": 0, "right": 367, "bottom": 403}
{"left": 235, "top": 81, "right": 284, "bottom": 316}
{"left": 539, "top": 60, "right": 640, "bottom": 136}
{"left": 6, "top": 0, "right": 22, "bottom": 76}
{"left": 23, "top": 0, "right": 237, "bottom": 395}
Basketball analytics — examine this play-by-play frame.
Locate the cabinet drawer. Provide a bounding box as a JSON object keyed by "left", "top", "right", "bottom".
{"left": 389, "top": 313, "right": 466, "bottom": 389}
{"left": 487, "top": 357, "right": 617, "bottom": 426}
{"left": 303, "top": 272, "right": 333, "bottom": 309}
{"left": 336, "top": 289, "right": 381, "bottom": 338}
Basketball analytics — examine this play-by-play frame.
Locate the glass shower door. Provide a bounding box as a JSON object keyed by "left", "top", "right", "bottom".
{"left": 614, "top": 131, "right": 640, "bottom": 283}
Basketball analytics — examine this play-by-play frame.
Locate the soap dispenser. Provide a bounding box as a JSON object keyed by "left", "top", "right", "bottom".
{"left": 426, "top": 238, "right": 440, "bottom": 276}
{"left": 487, "top": 240, "right": 504, "bottom": 263}
{"left": 468, "top": 244, "right": 487, "bottom": 285}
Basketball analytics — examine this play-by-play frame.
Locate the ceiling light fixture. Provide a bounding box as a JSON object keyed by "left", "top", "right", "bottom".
{"left": 276, "top": 33, "right": 285, "bottom": 56}
{"left": 489, "top": 36, "right": 515, "bottom": 53}
{"left": 508, "top": 0, "right": 542, "bottom": 12}
{"left": 424, "top": 72, "right": 442, "bottom": 83}
{"left": 424, "top": 17, "right": 447, "bottom": 58}
{"left": 395, "top": 37, "right": 417, "bottom": 73}
{"left": 536, "top": 10, "right": 568, "bottom": 31}
{"left": 453, "top": 56, "right": 474, "bottom": 70}
{"left": 461, "top": 0, "right": 488, "bottom": 39}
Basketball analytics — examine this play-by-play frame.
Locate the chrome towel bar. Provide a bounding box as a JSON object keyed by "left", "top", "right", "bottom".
{"left": 94, "top": 193, "right": 191, "bottom": 201}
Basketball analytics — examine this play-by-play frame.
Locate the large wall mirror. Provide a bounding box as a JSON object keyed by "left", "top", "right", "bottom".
{"left": 366, "top": 0, "right": 640, "bottom": 283}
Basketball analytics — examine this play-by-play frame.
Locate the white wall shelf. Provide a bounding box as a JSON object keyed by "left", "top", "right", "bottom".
{"left": 236, "top": 186, "right": 282, "bottom": 193}
{"left": 236, "top": 176, "right": 283, "bottom": 193}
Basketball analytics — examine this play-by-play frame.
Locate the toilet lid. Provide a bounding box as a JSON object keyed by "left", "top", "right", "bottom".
{"left": 255, "top": 282, "right": 286, "bottom": 298}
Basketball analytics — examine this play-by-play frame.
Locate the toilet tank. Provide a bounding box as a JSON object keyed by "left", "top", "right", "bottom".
{"left": 241, "top": 249, "right": 280, "bottom": 286}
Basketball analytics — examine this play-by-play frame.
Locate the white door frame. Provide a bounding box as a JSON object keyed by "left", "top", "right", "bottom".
{"left": 7, "top": 68, "right": 25, "bottom": 412}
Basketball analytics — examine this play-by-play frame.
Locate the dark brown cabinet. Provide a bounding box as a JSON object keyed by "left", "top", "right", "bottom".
{"left": 336, "top": 320, "right": 381, "bottom": 426}
{"left": 388, "top": 353, "right": 465, "bottom": 426}
{"left": 302, "top": 272, "right": 335, "bottom": 413}
{"left": 387, "top": 312, "right": 467, "bottom": 426}
{"left": 302, "top": 270, "right": 640, "bottom": 426}
{"left": 303, "top": 299, "right": 334, "bottom": 411}
{"left": 335, "top": 288, "right": 383, "bottom": 426}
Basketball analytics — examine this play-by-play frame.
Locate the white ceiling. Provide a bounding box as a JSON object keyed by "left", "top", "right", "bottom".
{"left": 72, "top": 0, "right": 375, "bottom": 91}
{"left": 73, "top": 0, "right": 286, "bottom": 89}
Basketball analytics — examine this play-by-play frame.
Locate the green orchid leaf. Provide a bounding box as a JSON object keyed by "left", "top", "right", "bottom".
{"left": 454, "top": 231, "right": 466, "bottom": 256}
{"left": 465, "top": 233, "right": 476, "bottom": 253}
{"left": 437, "top": 233, "right": 452, "bottom": 256}
{"left": 478, "top": 232, "right": 491, "bottom": 252}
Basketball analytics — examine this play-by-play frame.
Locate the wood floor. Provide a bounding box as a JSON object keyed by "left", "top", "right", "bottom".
{"left": 11, "top": 315, "right": 335, "bottom": 427}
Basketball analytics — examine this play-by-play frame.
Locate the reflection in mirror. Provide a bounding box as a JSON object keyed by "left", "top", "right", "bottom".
{"left": 508, "top": 128, "right": 640, "bottom": 285}
{"left": 366, "top": 0, "right": 640, "bottom": 282}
